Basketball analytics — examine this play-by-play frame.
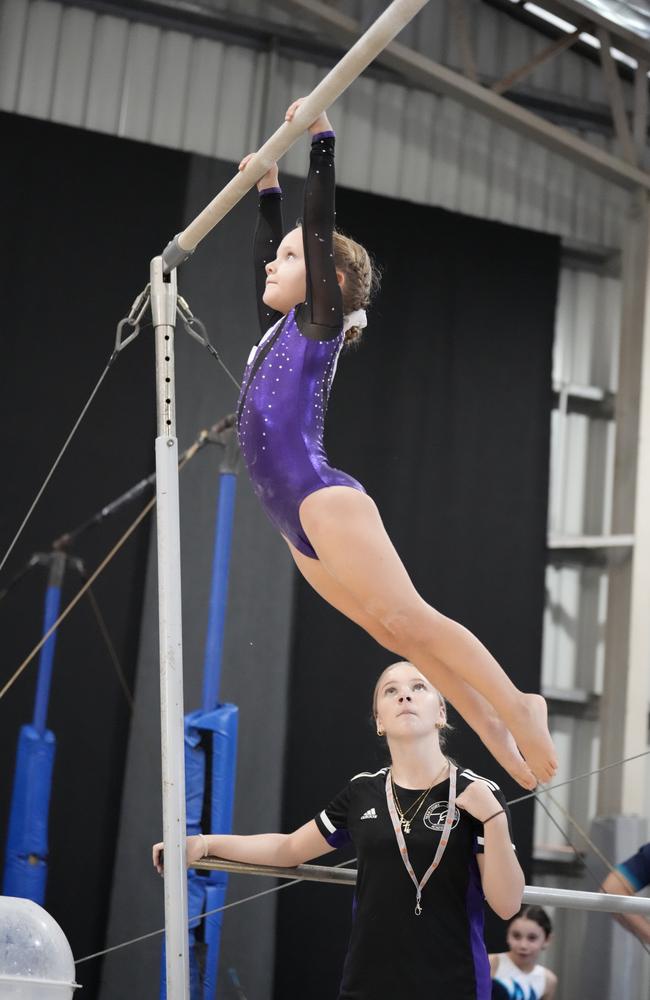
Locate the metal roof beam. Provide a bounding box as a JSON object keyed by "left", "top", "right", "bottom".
{"left": 597, "top": 27, "right": 637, "bottom": 164}
{"left": 532, "top": 0, "right": 650, "bottom": 64}
{"left": 272, "top": 0, "right": 650, "bottom": 190}
{"left": 491, "top": 24, "right": 584, "bottom": 95}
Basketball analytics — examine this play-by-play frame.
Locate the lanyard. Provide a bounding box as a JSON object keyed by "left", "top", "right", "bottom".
{"left": 385, "top": 763, "right": 457, "bottom": 916}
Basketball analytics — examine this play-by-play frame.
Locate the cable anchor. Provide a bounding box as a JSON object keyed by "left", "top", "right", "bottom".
{"left": 114, "top": 284, "right": 151, "bottom": 356}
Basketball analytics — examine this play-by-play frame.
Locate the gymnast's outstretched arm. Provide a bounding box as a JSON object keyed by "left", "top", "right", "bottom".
{"left": 294, "top": 120, "right": 343, "bottom": 339}
{"left": 152, "top": 820, "right": 334, "bottom": 874}
{"left": 239, "top": 153, "right": 285, "bottom": 336}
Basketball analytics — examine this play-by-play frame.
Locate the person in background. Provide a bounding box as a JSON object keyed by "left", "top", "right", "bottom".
{"left": 489, "top": 904, "right": 557, "bottom": 999}
{"left": 600, "top": 841, "right": 650, "bottom": 946}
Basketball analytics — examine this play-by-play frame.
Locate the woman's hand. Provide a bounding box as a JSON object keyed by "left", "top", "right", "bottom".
{"left": 456, "top": 780, "right": 502, "bottom": 824}
{"left": 239, "top": 153, "right": 279, "bottom": 192}
{"left": 285, "top": 97, "right": 332, "bottom": 136}
{"left": 152, "top": 835, "right": 207, "bottom": 875}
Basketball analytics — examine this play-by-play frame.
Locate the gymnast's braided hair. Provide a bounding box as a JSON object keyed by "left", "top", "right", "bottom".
{"left": 333, "top": 229, "right": 381, "bottom": 346}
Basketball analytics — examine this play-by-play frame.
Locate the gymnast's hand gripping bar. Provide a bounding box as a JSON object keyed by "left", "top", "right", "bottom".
{"left": 192, "top": 857, "right": 650, "bottom": 916}
{"left": 161, "top": 0, "right": 431, "bottom": 272}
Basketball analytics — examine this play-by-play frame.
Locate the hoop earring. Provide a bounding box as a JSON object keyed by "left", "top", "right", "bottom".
{"left": 376, "top": 727, "right": 384, "bottom": 737}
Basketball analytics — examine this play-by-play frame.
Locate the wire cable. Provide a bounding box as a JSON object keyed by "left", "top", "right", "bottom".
{"left": 0, "top": 285, "right": 150, "bottom": 582}
{"left": 85, "top": 585, "right": 135, "bottom": 712}
{"left": 72, "top": 746, "right": 650, "bottom": 967}
{"left": 74, "top": 856, "right": 359, "bottom": 966}
{"left": 534, "top": 793, "right": 650, "bottom": 956}
{"left": 0, "top": 441, "right": 201, "bottom": 703}
{"left": 534, "top": 794, "right": 605, "bottom": 890}
{"left": 544, "top": 787, "right": 650, "bottom": 950}
{"left": 0, "top": 497, "right": 154, "bottom": 703}
{"left": 505, "top": 748, "right": 650, "bottom": 808}
{"left": 0, "top": 355, "right": 116, "bottom": 577}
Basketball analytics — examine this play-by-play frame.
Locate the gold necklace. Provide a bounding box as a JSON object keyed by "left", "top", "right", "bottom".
{"left": 391, "top": 783, "right": 432, "bottom": 832}
{"left": 391, "top": 760, "right": 449, "bottom": 835}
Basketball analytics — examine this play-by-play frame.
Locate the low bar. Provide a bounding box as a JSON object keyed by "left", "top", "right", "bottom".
{"left": 193, "top": 858, "right": 650, "bottom": 916}
{"left": 194, "top": 858, "right": 356, "bottom": 886}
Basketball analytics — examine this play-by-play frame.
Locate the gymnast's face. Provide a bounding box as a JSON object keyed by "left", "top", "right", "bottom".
{"left": 263, "top": 227, "right": 307, "bottom": 315}
{"left": 506, "top": 916, "right": 548, "bottom": 963}
{"left": 374, "top": 662, "right": 445, "bottom": 741}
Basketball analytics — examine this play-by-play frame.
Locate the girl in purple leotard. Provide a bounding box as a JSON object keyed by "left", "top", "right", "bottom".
{"left": 236, "top": 98, "right": 557, "bottom": 790}
{"left": 236, "top": 126, "right": 367, "bottom": 559}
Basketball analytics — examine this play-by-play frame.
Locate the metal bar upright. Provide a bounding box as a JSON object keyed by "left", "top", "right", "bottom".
{"left": 201, "top": 472, "right": 236, "bottom": 712}
{"left": 150, "top": 256, "right": 190, "bottom": 1000}
{"left": 32, "top": 551, "right": 66, "bottom": 735}
{"left": 201, "top": 421, "right": 240, "bottom": 712}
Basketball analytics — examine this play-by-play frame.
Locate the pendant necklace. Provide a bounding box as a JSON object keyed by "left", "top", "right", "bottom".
{"left": 385, "top": 763, "right": 457, "bottom": 916}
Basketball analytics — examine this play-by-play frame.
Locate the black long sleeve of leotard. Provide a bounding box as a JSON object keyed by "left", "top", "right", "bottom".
{"left": 296, "top": 133, "right": 343, "bottom": 339}
{"left": 253, "top": 188, "right": 284, "bottom": 336}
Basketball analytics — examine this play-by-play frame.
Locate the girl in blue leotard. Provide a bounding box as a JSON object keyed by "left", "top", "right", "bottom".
{"left": 235, "top": 98, "right": 557, "bottom": 789}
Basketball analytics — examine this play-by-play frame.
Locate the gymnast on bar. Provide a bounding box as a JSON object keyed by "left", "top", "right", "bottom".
{"left": 232, "top": 96, "right": 556, "bottom": 789}
{"left": 154, "top": 661, "right": 524, "bottom": 1000}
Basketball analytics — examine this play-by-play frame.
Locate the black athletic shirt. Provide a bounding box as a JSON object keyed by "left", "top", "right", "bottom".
{"left": 314, "top": 765, "right": 516, "bottom": 1000}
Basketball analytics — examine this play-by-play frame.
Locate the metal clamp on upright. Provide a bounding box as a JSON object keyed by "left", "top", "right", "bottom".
{"left": 162, "top": 234, "right": 195, "bottom": 274}
{"left": 150, "top": 257, "right": 178, "bottom": 440}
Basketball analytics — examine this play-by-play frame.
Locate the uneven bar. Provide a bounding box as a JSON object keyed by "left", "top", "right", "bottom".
{"left": 161, "top": 0, "right": 430, "bottom": 269}
{"left": 193, "top": 858, "right": 650, "bottom": 916}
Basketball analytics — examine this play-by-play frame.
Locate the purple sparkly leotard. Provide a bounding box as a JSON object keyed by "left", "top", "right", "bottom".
{"left": 236, "top": 132, "right": 365, "bottom": 559}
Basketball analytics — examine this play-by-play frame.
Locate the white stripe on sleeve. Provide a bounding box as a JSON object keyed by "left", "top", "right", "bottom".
{"left": 351, "top": 767, "right": 389, "bottom": 781}
{"left": 461, "top": 769, "right": 500, "bottom": 792}
{"left": 319, "top": 810, "right": 336, "bottom": 834}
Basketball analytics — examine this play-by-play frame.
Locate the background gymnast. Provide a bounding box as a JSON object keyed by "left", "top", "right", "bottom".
{"left": 234, "top": 96, "right": 557, "bottom": 789}
{"left": 154, "top": 661, "right": 524, "bottom": 1000}
{"left": 489, "top": 905, "right": 557, "bottom": 998}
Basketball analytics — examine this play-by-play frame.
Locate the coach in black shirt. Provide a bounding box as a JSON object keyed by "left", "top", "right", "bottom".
{"left": 154, "top": 661, "right": 524, "bottom": 999}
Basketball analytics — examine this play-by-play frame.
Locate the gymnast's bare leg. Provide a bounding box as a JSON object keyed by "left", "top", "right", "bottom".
{"left": 287, "top": 538, "right": 537, "bottom": 790}
{"left": 295, "top": 487, "right": 557, "bottom": 784}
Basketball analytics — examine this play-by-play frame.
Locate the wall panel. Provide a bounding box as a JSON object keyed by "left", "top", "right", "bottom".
{"left": 0, "top": 0, "right": 631, "bottom": 247}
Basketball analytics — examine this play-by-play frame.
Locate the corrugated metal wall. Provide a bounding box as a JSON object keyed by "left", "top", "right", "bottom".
{"left": 540, "top": 267, "right": 621, "bottom": 845}
{"left": 0, "top": 0, "right": 629, "bottom": 246}
{"left": 188, "top": 0, "right": 617, "bottom": 112}
{"left": 536, "top": 263, "right": 650, "bottom": 999}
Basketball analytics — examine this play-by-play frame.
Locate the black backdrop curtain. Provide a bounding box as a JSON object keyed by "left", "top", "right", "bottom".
{"left": 0, "top": 109, "right": 560, "bottom": 1000}
{"left": 0, "top": 112, "right": 189, "bottom": 996}
{"left": 275, "top": 191, "right": 560, "bottom": 999}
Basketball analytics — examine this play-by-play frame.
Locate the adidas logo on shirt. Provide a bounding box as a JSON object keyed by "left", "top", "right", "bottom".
{"left": 360, "top": 808, "right": 377, "bottom": 820}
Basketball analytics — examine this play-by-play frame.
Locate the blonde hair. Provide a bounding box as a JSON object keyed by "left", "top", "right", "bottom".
{"left": 332, "top": 230, "right": 380, "bottom": 346}
{"left": 372, "top": 661, "right": 452, "bottom": 747}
